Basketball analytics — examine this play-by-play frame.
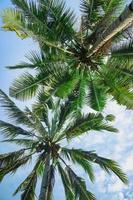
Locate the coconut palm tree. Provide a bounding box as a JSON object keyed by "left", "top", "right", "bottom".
{"left": 1, "top": 0, "right": 133, "bottom": 111}
{"left": 0, "top": 89, "right": 128, "bottom": 200}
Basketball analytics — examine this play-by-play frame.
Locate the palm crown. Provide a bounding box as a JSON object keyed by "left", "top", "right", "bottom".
{"left": 1, "top": 0, "right": 133, "bottom": 111}
{"left": 0, "top": 89, "right": 128, "bottom": 200}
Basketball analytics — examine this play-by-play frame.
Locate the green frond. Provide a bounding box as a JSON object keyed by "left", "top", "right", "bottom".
{"left": 7, "top": 50, "right": 44, "bottom": 70}
{"left": 2, "top": 139, "right": 37, "bottom": 148}
{"left": 9, "top": 0, "right": 76, "bottom": 44}
{"left": 61, "top": 148, "right": 95, "bottom": 182}
{"left": 32, "top": 94, "right": 52, "bottom": 122}
{"left": 24, "top": 107, "right": 48, "bottom": 136}
{"left": 62, "top": 149, "right": 128, "bottom": 184}
{"left": 7, "top": 50, "right": 67, "bottom": 70}
{"left": 65, "top": 113, "right": 118, "bottom": 139}
{"left": 56, "top": 99, "right": 74, "bottom": 129}
{"left": 0, "top": 156, "right": 30, "bottom": 182}
{"left": 0, "top": 120, "right": 33, "bottom": 139}
{"left": 55, "top": 73, "right": 80, "bottom": 98}
{"left": 88, "top": 79, "right": 107, "bottom": 111}
{"left": 66, "top": 166, "right": 96, "bottom": 200}
{"left": 105, "top": 0, "right": 124, "bottom": 17}
{"left": 9, "top": 73, "right": 41, "bottom": 100}
{"left": 93, "top": 156, "right": 128, "bottom": 184}
{"left": 105, "top": 114, "right": 115, "bottom": 122}
{"left": 0, "top": 149, "right": 25, "bottom": 169}
{"left": 43, "top": 67, "right": 71, "bottom": 98}
{"left": 100, "top": 66, "right": 133, "bottom": 109}
{"left": 80, "top": 0, "right": 106, "bottom": 29}
{"left": 0, "top": 89, "right": 37, "bottom": 127}
{"left": 13, "top": 158, "right": 42, "bottom": 198}
{"left": 57, "top": 162, "right": 75, "bottom": 200}
{"left": 1, "top": 8, "right": 28, "bottom": 39}
{"left": 68, "top": 76, "right": 88, "bottom": 112}
{"left": 111, "top": 41, "right": 133, "bottom": 70}
{"left": 46, "top": 164, "right": 55, "bottom": 200}
{"left": 111, "top": 87, "right": 133, "bottom": 109}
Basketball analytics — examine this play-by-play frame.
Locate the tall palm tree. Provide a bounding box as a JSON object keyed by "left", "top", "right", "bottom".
{"left": 2, "top": 0, "right": 133, "bottom": 111}
{"left": 0, "top": 89, "right": 128, "bottom": 200}
{"left": 1, "top": 0, "right": 133, "bottom": 111}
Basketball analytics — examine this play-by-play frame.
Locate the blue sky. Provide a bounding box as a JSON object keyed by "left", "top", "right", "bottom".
{"left": 0, "top": 0, "right": 133, "bottom": 200}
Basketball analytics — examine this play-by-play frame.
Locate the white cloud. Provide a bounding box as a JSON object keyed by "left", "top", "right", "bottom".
{"left": 107, "top": 180, "right": 127, "bottom": 193}
{"left": 123, "top": 154, "right": 133, "bottom": 172}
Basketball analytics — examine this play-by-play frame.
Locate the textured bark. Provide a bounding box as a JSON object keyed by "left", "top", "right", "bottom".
{"left": 88, "top": 1, "right": 133, "bottom": 57}
{"left": 39, "top": 154, "right": 50, "bottom": 200}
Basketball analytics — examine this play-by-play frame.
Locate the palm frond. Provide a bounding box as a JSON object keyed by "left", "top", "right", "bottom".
{"left": 7, "top": 49, "right": 67, "bottom": 70}
{"left": 100, "top": 66, "right": 133, "bottom": 109}
{"left": 0, "top": 149, "right": 25, "bottom": 168}
{"left": 68, "top": 76, "right": 87, "bottom": 112}
{"left": 55, "top": 72, "right": 80, "bottom": 98}
{"left": 61, "top": 148, "right": 95, "bottom": 182}
{"left": 112, "top": 87, "right": 133, "bottom": 109}
{"left": 9, "top": 73, "right": 41, "bottom": 100}
{"left": 57, "top": 162, "right": 75, "bottom": 200}
{"left": 0, "top": 89, "right": 37, "bottom": 127}
{"left": 13, "top": 158, "right": 42, "bottom": 198}
{"left": 80, "top": 0, "right": 106, "bottom": 30}
{"left": 105, "top": 0, "right": 124, "bottom": 16}
{"left": 2, "top": 139, "right": 37, "bottom": 148}
{"left": 0, "top": 120, "right": 33, "bottom": 139}
{"left": 46, "top": 164, "right": 55, "bottom": 200}
{"left": 7, "top": 50, "right": 44, "bottom": 70}
{"left": 93, "top": 156, "right": 128, "bottom": 184}
{"left": 63, "top": 149, "right": 128, "bottom": 184}
{"left": 105, "top": 114, "right": 115, "bottom": 122}
{"left": 65, "top": 113, "right": 118, "bottom": 139}
{"left": 111, "top": 41, "right": 133, "bottom": 70}
{"left": 32, "top": 91, "right": 52, "bottom": 124}
{"left": 0, "top": 156, "right": 30, "bottom": 182}
{"left": 66, "top": 166, "right": 96, "bottom": 200}
{"left": 88, "top": 79, "right": 107, "bottom": 111}
{"left": 9, "top": 0, "right": 76, "bottom": 45}
{"left": 1, "top": 8, "right": 28, "bottom": 39}
{"left": 24, "top": 107, "right": 48, "bottom": 136}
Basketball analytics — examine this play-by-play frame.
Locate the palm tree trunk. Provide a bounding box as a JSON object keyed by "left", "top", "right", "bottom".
{"left": 39, "top": 154, "right": 50, "bottom": 200}
{"left": 88, "top": 1, "right": 133, "bottom": 57}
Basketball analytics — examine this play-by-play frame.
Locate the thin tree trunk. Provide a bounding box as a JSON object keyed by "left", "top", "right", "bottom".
{"left": 88, "top": 1, "right": 133, "bottom": 57}
{"left": 39, "top": 154, "right": 50, "bottom": 200}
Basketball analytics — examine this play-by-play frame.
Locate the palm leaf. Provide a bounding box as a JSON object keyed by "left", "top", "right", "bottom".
{"left": 46, "top": 164, "right": 55, "bottom": 200}
{"left": 0, "top": 89, "right": 36, "bottom": 127}
{"left": 100, "top": 66, "right": 133, "bottom": 109}
{"left": 24, "top": 107, "right": 48, "bottom": 136}
{"left": 80, "top": 0, "right": 106, "bottom": 29}
{"left": 61, "top": 148, "right": 95, "bottom": 182}
{"left": 93, "top": 156, "right": 128, "bottom": 184}
{"left": 55, "top": 73, "right": 80, "bottom": 98}
{"left": 8, "top": 0, "right": 76, "bottom": 44}
{"left": 9, "top": 73, "right": 42, "bottom": 100}
{"left": 13, "top": 158, "right": 43, "bottom": 198}
{"left": 105, "top": 114, "right": 115, "bottom": 122}
{"left": 88, "top": 79, "right": 107, "bottom": 111}
{"left": 57, "top": 162, "right": 75, "bottom": 200}
{"left": 1, "top": 8, "right": 28, "bottom": 39}
{"left": 65, "top": 113, "right": 118, "bottom": 138}
{"left": 68, "top": 76, "right": 88, "bottom": 112}
{"left": 0, "top": 149, "right": 25, "bottom": 168}
{"left": 66, "top": 166, "right": 96, "bottom": 200}
{"left": 0, "top": 156, "right": 30, "bottom": 182}
{"left": 2, "top": 139, "right": 37, "bottom": 148}
{"left": 64, "top": 149, "right": 128, "bottom": 184}
{"left": 0, "top": 120, "right": 33, "bottom": 139}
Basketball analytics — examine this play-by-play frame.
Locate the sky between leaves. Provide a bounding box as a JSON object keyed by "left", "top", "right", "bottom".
{"left": 0, "top": 0, "right": 133, "bottom": 200}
